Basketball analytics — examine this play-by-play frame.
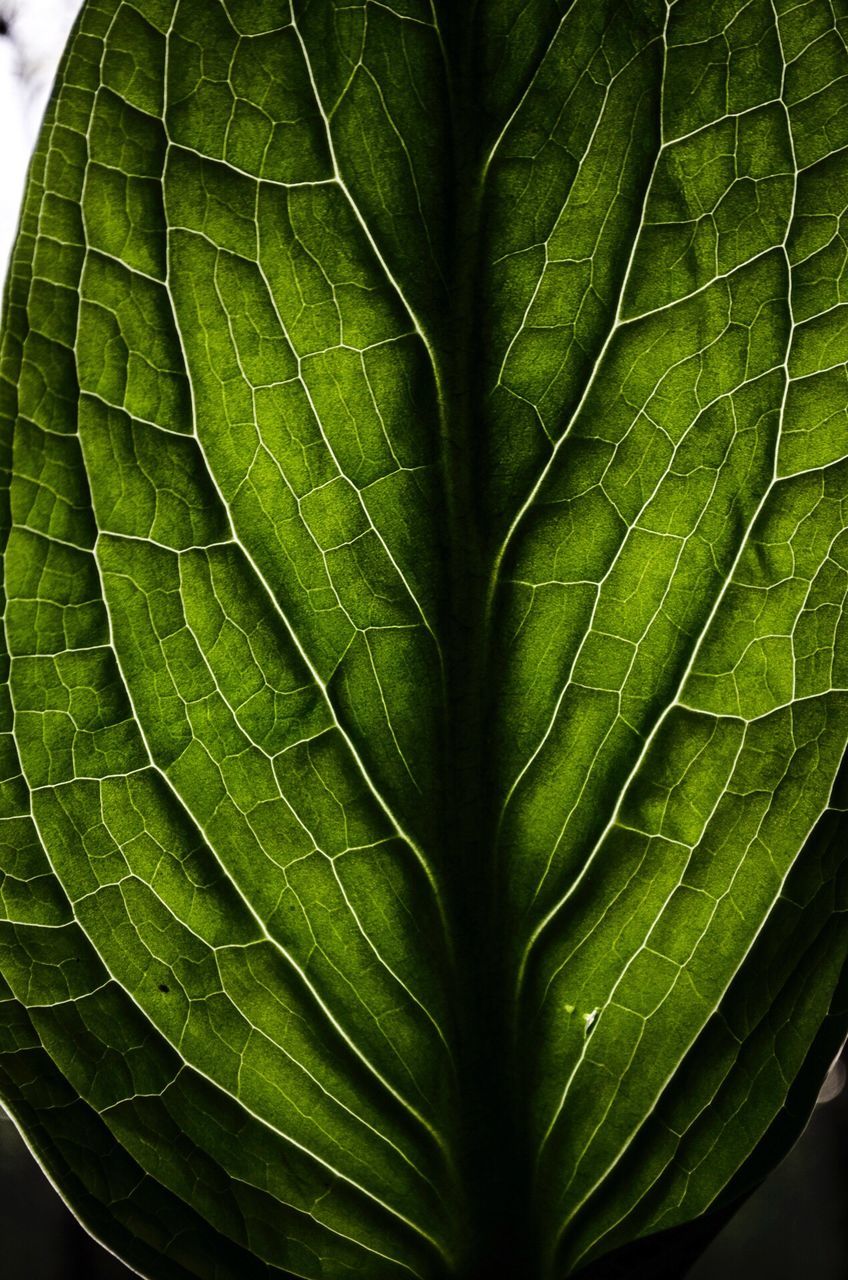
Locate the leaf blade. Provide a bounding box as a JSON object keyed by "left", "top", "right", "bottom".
{"left": 1, "top": 2, "right": 847, "bottom": 1278}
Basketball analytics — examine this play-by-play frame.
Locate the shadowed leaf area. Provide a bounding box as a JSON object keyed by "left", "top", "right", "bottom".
{"left": 1, "top": 1, "right": 848, "bottom": 1277}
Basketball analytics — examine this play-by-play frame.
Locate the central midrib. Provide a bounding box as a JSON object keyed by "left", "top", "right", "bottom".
{"left": 435, "top": 15, "right": 541, "bottom": 1279}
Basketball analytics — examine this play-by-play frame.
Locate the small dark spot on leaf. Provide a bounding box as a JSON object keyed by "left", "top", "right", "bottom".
{"left": 158, "top": 982, "right": 170, "bottom": 994}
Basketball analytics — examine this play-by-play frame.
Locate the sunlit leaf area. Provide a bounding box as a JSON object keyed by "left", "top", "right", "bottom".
{"left": 0, "top": 2, "right": 847, "bottom": 1278}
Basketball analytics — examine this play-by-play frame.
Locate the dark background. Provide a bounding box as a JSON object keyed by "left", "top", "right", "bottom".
{"left": 1, "top": 1058, "right": 845, "bottom": 1279}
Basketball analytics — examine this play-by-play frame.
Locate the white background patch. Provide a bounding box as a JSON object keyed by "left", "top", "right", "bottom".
{"left": 0, "top": 0, "right": 81, "bottom": 276}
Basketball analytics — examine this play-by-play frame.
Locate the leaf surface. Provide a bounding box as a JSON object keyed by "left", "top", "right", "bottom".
{"left": 1, "top": 1, "right": 848, "bottom": 1277}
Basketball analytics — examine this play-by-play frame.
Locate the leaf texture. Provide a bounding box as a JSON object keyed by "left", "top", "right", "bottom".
{"left": 1, "top": 1, "right": 848, "bottom": 1277}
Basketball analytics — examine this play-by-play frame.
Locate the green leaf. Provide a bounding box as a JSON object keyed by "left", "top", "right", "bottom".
{"left": 2, "top": 1, "right": 848, "bottom": 1277}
